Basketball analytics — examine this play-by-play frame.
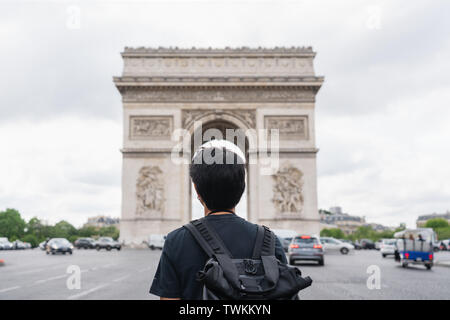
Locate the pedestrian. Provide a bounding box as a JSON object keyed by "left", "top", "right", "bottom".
{"left": 149, "top": 140, "right": 295, "bottom": 300}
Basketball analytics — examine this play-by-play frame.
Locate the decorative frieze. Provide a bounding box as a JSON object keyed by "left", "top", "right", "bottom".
{"left": 130, "top": 116, "right": 172, "bottom": 139}
{"left": 182, "top": 109, "right": 256, "bottom": 129}
{"left": 265, "top": 116, "right": 308, "bottom": 140}
{"left": 136, "top": 166, "right": 165, "bottom": 217}
{"left": 120, "top": 87, "right": 316, "bottom": 103}
{"left": 272, "top": 164, "right": 304, "bottom": 214}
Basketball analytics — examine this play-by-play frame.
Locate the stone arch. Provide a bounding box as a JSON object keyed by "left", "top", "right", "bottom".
{"left": 185, "top": 114, "right": 252, "bottom": 221}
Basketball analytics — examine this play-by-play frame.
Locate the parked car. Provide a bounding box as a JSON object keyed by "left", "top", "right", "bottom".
{"left": 95, "top": 237, "right": 121, "bottom": 251}
{"left": 320, "top": 237, "right": 354, "bottom": 255}
{"left": 0, "top": 237, "right": 13, "bottom": 250}
{"left": 350, "top": 240, "right": 362, "bottom": 250}
{"left": 148, "top": 234, "right": 166, "bottom": 250}
{"left": 39, "top": 241, "right": 47, "bottom": 250}
{"left": 74, "top": 238, "right": 96, "bottom": 249}
{"left": 375, "top": 240, "right": 382, "bottom": 250}
{"left": 12, "top": 240, "right": 26, "bottom": 250}
{"left": 46, "top": 238, "right": 73, "bottom": 255}
{"left": 272, "top": 229, "right": 298, "bottom": 253}
{"left": 288, "top": 235, "right": 324, "bottom": 266}
{"left": 380, "top": 239, "right": 397, "bottom": 257}
{"left": 24, "top": 242, "right": 32, "bottom": 249}
{"left": 439, "top": 239, "right": 450, "bottom": 251}
{"left": 360, "top": 239, "right": 376, "bottom": 249}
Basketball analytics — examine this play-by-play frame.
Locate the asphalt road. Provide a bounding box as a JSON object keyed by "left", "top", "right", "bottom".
{"left": 0, "top": 248, "right": 449, "bottom": 300}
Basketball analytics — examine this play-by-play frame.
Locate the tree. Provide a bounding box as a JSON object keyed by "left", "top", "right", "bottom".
{"left": 22, "top": 234, "right": 39, "bottom": 248}
{"left": 52, "top": 220, "right": 77, "bottom": 239}
{"left": 77, "top": 226, "right": 97, "bottom": 237}
{"left": 425, "top": 218, "right": 449, "bottom": 229}
{"left": 320, "top": 228, "right": 345, "bottom": 239}
{"left": 99, "top": 226, "right": 119, "bottom": 240}
{"left": 0, "top": 208, "right": 26, "bottom": 240}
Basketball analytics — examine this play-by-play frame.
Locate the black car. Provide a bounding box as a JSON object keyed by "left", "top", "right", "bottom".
{"left": 95, "top": 237, "right": 121, "bottom": 251}
{"left": 288, "top": 235, "right": 324, "bottom": 266}
{"left": 74, "top": 238, "right": 95, "bottom": 249}
{"left": 360, "top": 239, "right": 376, "bottom": 249}
{"left": 46, "top": 238, "right": 73, "bottom": 255}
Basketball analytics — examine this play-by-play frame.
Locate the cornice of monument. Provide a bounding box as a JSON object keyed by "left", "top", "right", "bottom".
{"left": 122, "top": 46, "right": 316, "bottom": 57}
{"left": 113, "top": 76, "right": 324, "bottom": 87}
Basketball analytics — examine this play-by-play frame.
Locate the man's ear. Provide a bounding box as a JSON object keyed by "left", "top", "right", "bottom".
{"left": 193, "top": 183, "right": 204, "bottom": 204}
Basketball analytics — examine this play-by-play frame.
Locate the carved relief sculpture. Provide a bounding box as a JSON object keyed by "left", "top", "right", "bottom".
{"left": 272, "top": 164, "right": 304, "bottom": 214}
{"left": 265, "top": 116, "right": 308, "bottom": 139}
{"left": 136, "top": 166, "right": 165, "bottom": 216}
{"left": 130, "top": 116, "right": 172, "bottom": 139}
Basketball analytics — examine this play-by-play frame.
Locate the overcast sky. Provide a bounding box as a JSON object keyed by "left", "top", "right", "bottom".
{"left": 0, "top": 0, "right": 449, "bottom": 228}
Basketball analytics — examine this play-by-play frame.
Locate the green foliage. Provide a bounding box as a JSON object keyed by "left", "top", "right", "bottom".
{"left": 22, "top": 234, "right": 39, "bottom": 248}
{"left": 0, "top": 208, "right": 26, "bottom": 240}
{"left": 52, "top": 220, "right": 77, "bottom": 239}
{"left": 77, "top": 226, "right": 98, "bottom": 237}
{"left": 99, "top": 226, "right": 120, "bottom": 240}
{"left": 425, "top": 218, "right": 449, "bottom": 229}
{"left": 320, "top": 228, "right": 345, "bottom": 239}
{"left": 0, "top": 209, "right": 120, "bottom": 244}
{"left": 435, "top": 227, "right": 450, "bottom": 240}
{"left": 320, "top": 224, "right": 398, "bottom": 242}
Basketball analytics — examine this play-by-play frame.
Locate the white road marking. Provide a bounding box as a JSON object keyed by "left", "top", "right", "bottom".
{"left": 112, "top": 274, "right": 131, "bottom": 282}
{"left": 34, "top": 274, "right": 67, "bottom": 284}
{"left": 0, "top": 286, "right": 21, "bottom": 293}
{"left": 15, "top": 267, "right": 48, "bottom": 276}
{"left": 67, "top": 283, "right": 110, "bottom": 300}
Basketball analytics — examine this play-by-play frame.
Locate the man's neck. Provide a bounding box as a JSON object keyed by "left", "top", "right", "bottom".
{"left": 204, "top": 208, "right": 235, "bottom": 216}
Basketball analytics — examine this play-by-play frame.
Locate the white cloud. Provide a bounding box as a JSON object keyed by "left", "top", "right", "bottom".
{"left": 0, "top": 0, "right": 449, "bottom": 228}
{"left": 0, "top": 116, "right": 122, "bottom": 227}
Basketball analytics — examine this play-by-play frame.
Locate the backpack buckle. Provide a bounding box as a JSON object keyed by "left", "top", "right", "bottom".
{"left": 243, "top": 259, "right": 257, "bottom": 275}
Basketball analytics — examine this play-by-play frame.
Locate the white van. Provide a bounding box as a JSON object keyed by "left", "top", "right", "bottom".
{"left": 148, "top": 234, "right": 166, "bottom": 250}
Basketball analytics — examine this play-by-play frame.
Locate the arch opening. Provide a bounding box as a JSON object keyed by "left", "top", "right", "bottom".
{"left": 190, "top": 120, "right": 249, "bottom": 220}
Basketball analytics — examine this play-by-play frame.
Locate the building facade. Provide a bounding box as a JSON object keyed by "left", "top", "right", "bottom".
{"left": 417, "top": 211, "right": 450, "bottom": 227}
{"left": 114, "top": 47, "right": 324, "bottom": 245}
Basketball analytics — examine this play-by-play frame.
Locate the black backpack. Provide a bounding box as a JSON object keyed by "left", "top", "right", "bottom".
{"left": 184, "top": 218, "right": 312, "bottom": 300}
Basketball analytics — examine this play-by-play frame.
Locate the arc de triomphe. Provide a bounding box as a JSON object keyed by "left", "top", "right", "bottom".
{"left": 114, "top": 47, "right": 324, "bottom": 245}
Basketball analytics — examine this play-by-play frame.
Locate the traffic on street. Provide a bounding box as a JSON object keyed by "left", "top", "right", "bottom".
{"left": 0, "top": 246, "right": 449, "bottom": 300}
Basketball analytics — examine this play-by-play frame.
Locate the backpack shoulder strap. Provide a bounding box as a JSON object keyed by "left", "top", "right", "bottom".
{"left": 184, "top": 218, "right": 242, "bottom": 290}
{"left": 252, "top": 225, "right": 275, "bottom": 259}
{"left": 183, "top": 217, "right": 233, "bottom": 258}
{"left": 184, "top": 222, "right": 214, "bottom": 258}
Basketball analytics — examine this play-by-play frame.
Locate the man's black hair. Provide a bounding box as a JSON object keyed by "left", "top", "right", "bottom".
{"left": 190, "top": 147, "right": 246, "bottom": 211}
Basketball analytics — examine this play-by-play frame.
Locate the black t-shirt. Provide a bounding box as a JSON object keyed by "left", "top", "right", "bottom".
{"left": 149, "top": 214, "right": 287, "bottom": 300}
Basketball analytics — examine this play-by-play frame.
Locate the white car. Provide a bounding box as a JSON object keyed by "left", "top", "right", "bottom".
{"left": 148, "top": 234, "right": 166, "bottom": 250}
{"left": 380, "top": 239, "right": 396, "bottom": 257}
{"left": 320, "top": 237, "right": 354, "bottom": 255}
{"left": 0, "top": 237, "right": 13, "bottom": 250}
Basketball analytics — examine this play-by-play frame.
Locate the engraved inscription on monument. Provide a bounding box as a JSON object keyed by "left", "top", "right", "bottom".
{"left": 272, "top": 164, "right": 304, "bottom": 214}
{"left": 136, "top": 166, "right": 165, "bottom": 217}
{"left": 130, "top": 116, "right": 172, "bottom": 139}
{"left": 265, "top": 116, "right": 308, "bottom": 139}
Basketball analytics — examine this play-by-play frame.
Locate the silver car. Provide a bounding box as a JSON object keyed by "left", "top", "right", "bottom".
{"left": 288, "top": 235, "right": 324, "bottom": 266}
{"left": 0, "top": 238, "right": 13, "bottom": 250}
{"left": 320, "top": 237, "right": 354, "bottom": 255}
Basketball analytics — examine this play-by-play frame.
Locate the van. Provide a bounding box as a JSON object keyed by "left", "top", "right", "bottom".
{"left": 148, "top": 234, "right": 166, "bottom": 250}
